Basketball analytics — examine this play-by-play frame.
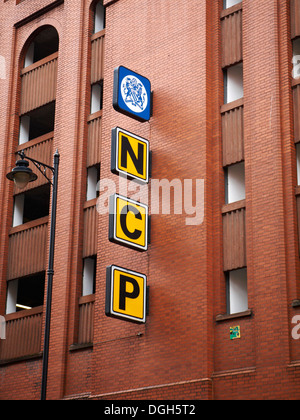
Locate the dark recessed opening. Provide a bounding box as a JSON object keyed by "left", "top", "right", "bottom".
{"left": 26, "top": 26, "right": 59, "bottom": 65}
{"left": 23, "top": 184, "right": 51, "bottom": 223}
{"left": 16, "top": 272, "right": 45, "bottom": 311}
{"left": 26, "top": 101, "right": 56, "bottom": 141}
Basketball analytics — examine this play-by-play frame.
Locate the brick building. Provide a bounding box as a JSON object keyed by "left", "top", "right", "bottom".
{"left": 0, "top": 0, "right": 300, "bottom": 400}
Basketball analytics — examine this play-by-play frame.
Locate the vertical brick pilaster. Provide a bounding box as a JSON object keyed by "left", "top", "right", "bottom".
{"left": 243, "top": 0, "right": 291, "bottom": 372}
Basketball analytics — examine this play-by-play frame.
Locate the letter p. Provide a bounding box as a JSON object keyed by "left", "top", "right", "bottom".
{"left": 119, "top": 275, "right": 140, "bottom": 311}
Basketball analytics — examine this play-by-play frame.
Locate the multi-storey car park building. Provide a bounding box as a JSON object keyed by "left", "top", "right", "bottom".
{"left": 0, "top": 0, "right": 300, "bottom": 400}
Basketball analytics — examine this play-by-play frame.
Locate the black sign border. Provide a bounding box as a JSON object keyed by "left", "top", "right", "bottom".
{"left": 112, "top": 66, "right": 152, "bottom": 123}
{"left": 105, "top": 264, "right": 147, "bottom": 324}
{"left": 109, "top": 193, "right": 150, "bottom": 252}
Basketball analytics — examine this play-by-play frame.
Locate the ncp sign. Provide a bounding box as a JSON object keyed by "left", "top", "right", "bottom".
{"left": 105, "top": 265, "right": 147, "bottom": 324}
{"left": 107, "top": 66, "right": 151, "bottom": 325}
{"left": 109, "top": 193, "right": 149, "bottom": 252}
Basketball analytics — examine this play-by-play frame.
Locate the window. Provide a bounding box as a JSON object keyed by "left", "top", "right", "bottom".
{"left": 224, "top": 63, "right": 243, "bottom": 104}
{"left": 0, "top": 54, "right": 6, "bottom": 80}
{"left": 19, "top": 102, "right": 55, "bottom": 145}
{"left": 224, "top": 0, "right": 242, "bottom": 9}
{"left": 19, "top": 115, "right": 30, "bottom": 145}
{"left": 94, "top": 1, "right": 105, "bottom": 33}
{"left": 82, "top": 256, "right": 96, "bottom": 296}
{"left": 24, "top": 26, "right": 59, "bottom": 68}
{"left": 293, "top": 38, "right": 300, "bottom": 79}
{"left": 225, "top": 162, "right": 245, "bottom": 204}
{"left": 12, "top": 194, "right": 25, "bottom": 227}
{"left": 23, "top": 185, "right": 50, "bottom": 222}
{"left": 296, "top": 144, "right": 300, "bottom": 185}
{"left": 13, "top": 184, "right": 50, "bottom": 226}
{"left": 86, "top": 164, "right": 100, "bottom": 201}
{"left": 226, "top": 268, "right": 248, "bottom": 314}
{"left": 6, "top": 272, "right": 45, "bottom": 314}
{"left": 90, "top": 82, "right": 103, "bottom": 114}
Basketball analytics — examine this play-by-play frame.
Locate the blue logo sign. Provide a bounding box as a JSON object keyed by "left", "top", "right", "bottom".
{"left": 113, "top": 66, "right": 152, "bottom": 122}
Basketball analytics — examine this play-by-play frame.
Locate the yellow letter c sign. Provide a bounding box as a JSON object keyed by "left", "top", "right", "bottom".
{"left": 109, "top": 194, "right": 149, "bottom": 251}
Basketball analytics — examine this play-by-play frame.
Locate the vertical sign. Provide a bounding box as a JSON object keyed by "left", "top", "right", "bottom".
{"left": 107, "top": 66, "right": 152, "bottom": 324}
{"left": 106, "top": 265, "right": 147, "bottom": 324}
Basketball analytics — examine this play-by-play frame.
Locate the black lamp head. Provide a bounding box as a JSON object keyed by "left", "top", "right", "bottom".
{"left": 6, "top": 159, "right": 38, "bottom": 189}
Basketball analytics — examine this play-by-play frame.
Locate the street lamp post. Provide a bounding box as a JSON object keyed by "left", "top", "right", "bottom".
{"left": 6, "top": 149, "right": 60, "bottom": 400}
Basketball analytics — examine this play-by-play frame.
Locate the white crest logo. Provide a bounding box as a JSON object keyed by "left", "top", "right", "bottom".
{"left": 121, "top": 75, "right": 148, "bottom": 113}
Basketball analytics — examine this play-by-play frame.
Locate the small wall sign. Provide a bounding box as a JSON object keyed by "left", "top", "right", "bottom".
{"left": 111, "top": 127, "right": 150, "bottom": 184}
{"left": 113, "top": 66, "right": 152, "bottom": 122}
{"left": 105, "top": 265, "right": 147, "bottom": 324}
{"left": 230, "top": 326, "right": 241, "bottom": 340}
{"left": 109, "top": 194, "right": 149, "bottom": 252}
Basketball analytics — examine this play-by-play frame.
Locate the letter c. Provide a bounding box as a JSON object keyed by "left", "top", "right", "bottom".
{"left": 120, "top": 204, "right": 142, "bottom": 240}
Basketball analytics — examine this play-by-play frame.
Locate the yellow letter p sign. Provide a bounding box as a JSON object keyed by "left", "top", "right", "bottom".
{"left": 105, "top": 265, "right": 147, "bottom": 324}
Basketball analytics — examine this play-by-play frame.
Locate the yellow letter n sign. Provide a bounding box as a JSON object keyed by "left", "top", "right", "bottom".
{"left": 111, "top": 127, "right": 150, "bottom": 184}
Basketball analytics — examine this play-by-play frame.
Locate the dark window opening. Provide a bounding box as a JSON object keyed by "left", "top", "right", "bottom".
{"left": 24, "top": 26, "right": 59, "bottom": 67}
{"left": 6, "top": 272, "right": 45, "bottom": 313}
{"left": 25, "top": 102, "right": 56, "bottom": 141}
{"left": 16, "top": 272, "right": 45, "bottom": 311}
{"left": 23, "top": 184, "right": 51, "bottom": 223}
